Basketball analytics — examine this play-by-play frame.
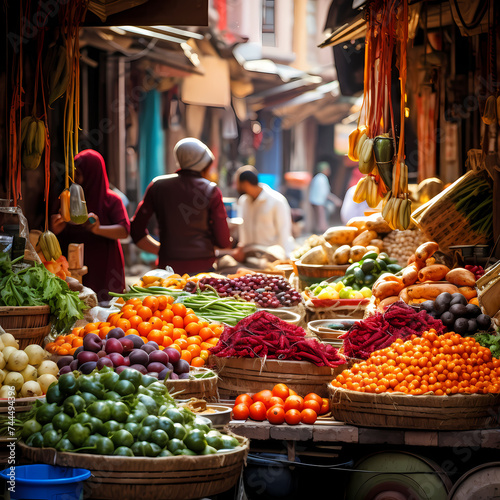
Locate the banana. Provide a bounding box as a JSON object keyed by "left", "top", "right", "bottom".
{"left": 352, "top": 177, "right": 367, "bottom": 203}
{"left": 366, "top": 177, "right": 378, "bottom": 208}
{"left": 399, "top": 162, "right": 408, "bottom": 195}
{"left": 21, "top": 151, "right": 42, "bottom": 170}
{"left": 348, "top": 127, "right": 362, "bottom": 161}
{"left": 382, "top": 196, "right": 393, "bottom": 220}
{"left": 20, "top": 116, "right": 32, "bottom": 143}
{"left": 382, "top": 190, "right": 392, "bottom": 208}
{"left": 391, "top": 197, "right": 403, "bottom": 230}
{"left": 35, "top": 119, "right": 46, "bottom": 155}
{"left": 25, "top": 120, "right": 37, "bottom": 155}
{"left": 354, "top": 130, "right": 368, "bottom": 161}
{"left": 47, "top": 44, "right": 69, "bottom": 106}
{"left": 38, "top": 231, "right": 62, "bottom": 261}
{"left": 359, "top": 139, "right": 375, "bottom": 175}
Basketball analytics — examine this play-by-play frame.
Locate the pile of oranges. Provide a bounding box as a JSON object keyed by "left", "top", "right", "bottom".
{"left": 46, "top": 296, "right": 221, "bottom": 367}
{"left": 46, "top": 332, "right": 85, "bottom": 356}
{"left": 232, "top": 383, "right": 329, "bottom": 425}
{"left": 331, "top": 329, "right": 500, "bottom": 395}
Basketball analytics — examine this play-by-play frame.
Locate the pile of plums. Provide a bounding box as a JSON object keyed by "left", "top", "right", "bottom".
{"left": 56, "top": 327, "right": 190, "bottom": 379}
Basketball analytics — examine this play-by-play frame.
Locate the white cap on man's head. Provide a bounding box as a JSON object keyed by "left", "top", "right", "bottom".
{"left": 174, "top": 138, "right": 214, "bottom": 172}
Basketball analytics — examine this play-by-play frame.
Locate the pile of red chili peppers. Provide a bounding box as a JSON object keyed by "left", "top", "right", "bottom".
{"left": 341, "top": 301, "right": 446, "bottom": 359}
{"left": 209, "top": 311, "right": 345, "bottom": 368}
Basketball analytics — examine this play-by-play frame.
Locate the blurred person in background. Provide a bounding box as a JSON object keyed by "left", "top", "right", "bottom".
{"left": 130, "top": 138, "right": 232, "bottom": 275}
{"left": 50, "top": 150, "right": 130, "bottom": 303}
{"left": 235, "top": 165, "right": 294, "bottom": 258}
{"left": 309, "top": 161, "right": 342, "bottom": 233}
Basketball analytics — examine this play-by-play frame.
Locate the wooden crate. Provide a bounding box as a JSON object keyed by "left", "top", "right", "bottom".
{"left": 210, "top": 356, "right": 345, "bottom": 398}
{"left": 328, "top": 384, "right": 500, "bottom": 430}
{"left": 19, "top": 435, "right": 249, "bottom": 500}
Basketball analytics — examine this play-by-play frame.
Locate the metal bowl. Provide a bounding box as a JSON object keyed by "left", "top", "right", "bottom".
{"left": 198, "top": 405, "right": 233, "bottom": 427}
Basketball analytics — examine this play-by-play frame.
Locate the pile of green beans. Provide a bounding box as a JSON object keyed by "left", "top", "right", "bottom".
{"left": 176, "top": 291, "right": 256, "bottom": 326}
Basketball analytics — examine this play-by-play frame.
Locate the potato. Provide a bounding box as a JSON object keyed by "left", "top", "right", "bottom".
{"left": 323, "top": 226, "right": 358, "bottom": 245}
{"left": 20, "top": 364, "right": 38, "bottom": 382}
{"left": 0, "top": 369, "right": 6, "bottom": 385}
{"left": 2, "top": 346, "right": 18, "bottom": 363}
{"left": 458, "top": 286, "right": 477, "bottom": 301}
{"left": 372, "top": 280, "right": 405, "bottom": 300}
{"left": 415, "top": 241, "right": 439, "bottom": 261}
{"left": 37, "top": 374, "right": 58, "bottom": 394}
{"left": 0, "top": 333, "right": 19, "bottom": 349}
{"left": 369, "top": 239, "right": 384, "bottom": 250}
{"left": 23, "top": 345, "right": 46, "bottom": 367}
{"left": 418, "top": 265, "right": 450, "bottom": 283}
{"left": 406, "top": 283, "right": 459, "bottom": 301}
{"left": 333, "top": 245, "right": 351, "bottom": 265}
{"left": 379, "top": 296, "right": 401, "bottom": 310}
{"left": 6, "top": 350, "right": 29, "bottom": 372}
{"left": 402, "top": 262, "right": 419, "bottom": 286}
{"left": 322, "top": 242, "right": 340, "bottom": 265}
{"left": 365, "top": 216, "right": 392, "bottom": 234}
{"left": 300, "top": 245, "right": 328, "bottom": 265}
{"left": 350, "top": 246, "right": 367, "bottom": 262}
{"left": 4, "top": 372, "right": 24, "bottom": 392}
{"left": 36, "top": 360, "right": 59, "bottom": 377}
{"left": 0, "top": 385, "right": 16, "bottom": 398}
{"left": 446, "top": 268, "right": 476, "bottom": 287}
{"left": 366, "top": 245, "right": 380, "bottom": 255}
{"left": 346, "top": 217, "right": 368, "bottom": 232}
{"left": 0, "top": 338, "right": 5, "bottom": 351}
{"left": 0, "top": 352, "right": 4, "bottom": 370}
{"left": 20, "top": 381, "right": 43, "bottom": 398}
{"left": 352, "top": 230, "right": 378, "bottom": 248}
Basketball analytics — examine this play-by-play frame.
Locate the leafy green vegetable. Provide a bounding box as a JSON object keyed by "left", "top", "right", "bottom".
{"left": 0, "top": 253, "right": 85, "bottom": 333}
{"left": 474, "top": 332, "right": 500, "bottom": 358}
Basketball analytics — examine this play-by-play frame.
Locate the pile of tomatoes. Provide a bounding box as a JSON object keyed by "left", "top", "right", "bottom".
{"left": 231, "top": 383, "right": 329, "bottom": 425}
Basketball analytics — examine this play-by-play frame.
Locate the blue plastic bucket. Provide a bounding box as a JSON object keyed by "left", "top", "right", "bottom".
{"left": 1, "top": 464, "right": 91, "bottom": 500}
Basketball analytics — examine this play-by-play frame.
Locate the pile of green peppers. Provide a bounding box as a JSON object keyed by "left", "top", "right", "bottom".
{"left": 20, "top": 367, "right": 240, "bottom": 457}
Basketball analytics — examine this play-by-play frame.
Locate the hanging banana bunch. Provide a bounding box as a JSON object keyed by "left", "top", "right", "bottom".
{"left": 348, "top": 126, "right": 368, "bottom": 161}
{"left": 20, "top": 116, "right": 46, "bottom": 170}
{"left": 44, "top": 43, "right": 70, "bottom": 107}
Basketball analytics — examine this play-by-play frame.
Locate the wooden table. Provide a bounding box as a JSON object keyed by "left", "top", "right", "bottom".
{"left": 228, "top": 419, "right": 500, "bottom": 461}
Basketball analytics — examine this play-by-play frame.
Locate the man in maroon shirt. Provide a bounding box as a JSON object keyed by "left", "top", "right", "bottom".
{"left": 130, "top": 138, "right": 232, "bottom": 275}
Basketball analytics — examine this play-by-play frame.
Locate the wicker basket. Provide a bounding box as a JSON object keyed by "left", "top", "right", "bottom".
{"left": 412, "top": 171, "right": 489, "bottom": 254}
{"left": 210, "top": 356, "right": 345, "bottom": 398}
{"left": 19, "top": 435, "right": 249, "bottom": 500}
{"left": 166, "top": 367, "right": 219, "bottom": 402}
{"left": 0, "top": 305, "right": 51, "bottom": 330}
{"left": 294, "top": 263, "right": 349, "bottom": 291}
{"left": 328, "top": 385, "right": 500, "bottom": 430}
{"left": 0, "top": 305, "right": 51, "bottom": 349}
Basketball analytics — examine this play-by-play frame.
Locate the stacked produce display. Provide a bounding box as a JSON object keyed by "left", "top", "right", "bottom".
{"left": 19, "top": 368, "right": 242, "bottom": 457}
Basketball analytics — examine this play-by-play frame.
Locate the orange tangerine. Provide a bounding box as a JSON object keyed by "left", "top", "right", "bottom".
{"left": 180, "top": 350, "right": 192, "bottom": 363}
{"left": 191, "top": 357, "right": 205, "bottom": 367}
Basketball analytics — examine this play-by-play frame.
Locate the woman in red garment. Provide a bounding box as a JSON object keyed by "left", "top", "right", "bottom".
{"left": 50, "top": 150, "right": 130, "bottom": 303}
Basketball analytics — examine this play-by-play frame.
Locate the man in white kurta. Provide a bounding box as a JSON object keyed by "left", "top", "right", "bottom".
{"left": 236, "top": 166, "right": 294, "bottom": 257}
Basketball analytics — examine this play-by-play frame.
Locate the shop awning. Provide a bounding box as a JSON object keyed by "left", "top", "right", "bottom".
{"left": 85, "top": 0, "right": 209, "bottom": 26}
{"left": 79, "top": 28, "right": 204, "bottom": 75}
{"left": 271, "top": 82, "right": 358, "bottom": 129}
